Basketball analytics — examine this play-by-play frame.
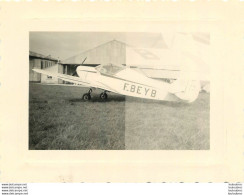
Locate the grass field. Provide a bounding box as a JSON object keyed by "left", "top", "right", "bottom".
{"left": 29, "top": 83, "right": 210, "bottom": 150}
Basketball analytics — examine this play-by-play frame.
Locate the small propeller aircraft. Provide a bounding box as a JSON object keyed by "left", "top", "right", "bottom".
{"left": 33, "top": 62, "right": 201, "bottom": 103}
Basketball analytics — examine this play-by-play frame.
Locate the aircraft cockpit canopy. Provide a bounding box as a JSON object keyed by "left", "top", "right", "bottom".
{"left": 96, "top": 63, "right": 125, "bottom": 76}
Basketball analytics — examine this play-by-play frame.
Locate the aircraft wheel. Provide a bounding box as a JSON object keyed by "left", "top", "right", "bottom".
{"left": 82, "top": 93, "right": 91, "bottom": 101}
{"left": 100, "top": 93, "right": 108, "bottom": 100}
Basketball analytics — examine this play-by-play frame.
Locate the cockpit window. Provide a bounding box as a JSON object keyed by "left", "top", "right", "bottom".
{"left": 96, "top": 63, "right": 125, "bottom": 75}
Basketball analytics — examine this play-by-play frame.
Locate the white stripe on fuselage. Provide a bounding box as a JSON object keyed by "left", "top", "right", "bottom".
{"left": 76, "top": 66, "right": 97, "bottom": 73}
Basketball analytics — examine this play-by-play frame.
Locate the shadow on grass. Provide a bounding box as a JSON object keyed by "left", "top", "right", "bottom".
{"left": 69, "top": 95, "right": 189, "bottom": 107}
{"left": 69, "top": 95, "right": 126, "bottom": 103}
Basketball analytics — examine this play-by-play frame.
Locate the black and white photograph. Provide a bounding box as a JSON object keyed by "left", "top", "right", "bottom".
{"left": 29, "top": 32, "right": 210, "bottom": 150}
{"left": 4, "top": 1, "right": 244, "bottom": 183}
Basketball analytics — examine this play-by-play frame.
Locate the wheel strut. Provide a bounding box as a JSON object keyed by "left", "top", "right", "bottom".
{"left": 82, "top": 88, "right": 93, "bottom": 101}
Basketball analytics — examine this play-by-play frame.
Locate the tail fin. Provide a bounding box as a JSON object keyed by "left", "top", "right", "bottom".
{"left": 169, "top": 80, "right": 200, "bottom": 103}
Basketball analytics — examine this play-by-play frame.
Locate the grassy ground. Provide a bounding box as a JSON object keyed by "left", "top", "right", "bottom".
{"left": 125, "top": 95, "right": 210, "bottom": 150}
{"left": 29, "top": 83, "right": 210, "bottom": 150}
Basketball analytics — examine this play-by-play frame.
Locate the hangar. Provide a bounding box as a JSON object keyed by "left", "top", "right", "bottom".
{"left": 29, "top": 40, "right": 126, "bottom": 84}
{"left": 62, "top": 40, "right": 126, "bottom": 76}
{"left": 29, "top": 51, "right": 60, "bottom": 83}
{"left": 29, "top": 51, "right": 68, "bottom": 84}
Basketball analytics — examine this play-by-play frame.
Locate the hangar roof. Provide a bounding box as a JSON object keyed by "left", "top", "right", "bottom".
{"left": 29, "top": 51, "right": 59, "bottom": 62}
{"left": 62, "top": 40, "right": 126, "bottom": 65}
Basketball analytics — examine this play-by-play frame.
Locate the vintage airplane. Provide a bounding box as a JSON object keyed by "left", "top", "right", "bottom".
{"left": 33, "top": 62, "right": 201, "bottom": 103}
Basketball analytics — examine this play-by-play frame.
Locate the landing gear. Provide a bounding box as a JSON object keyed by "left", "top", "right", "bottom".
{"left": 82, "top": 88, "right": 92, "bottom": 101}
{"left": 100, "top": 92, "right": 108, "bottom": 100}
{"left": 82, "top": 89, "right": 109, "bottom": 101}
{"left": 82, "top": 93, "right": 91, "bottom": 101}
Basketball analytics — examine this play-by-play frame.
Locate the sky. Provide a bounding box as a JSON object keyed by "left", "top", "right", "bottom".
{"left": 29, "top": 32, "right": 168, "bottom": 61}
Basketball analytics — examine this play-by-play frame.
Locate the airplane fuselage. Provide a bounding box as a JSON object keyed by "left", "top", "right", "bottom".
{"left": 76, "top": 66, "right": 180, "bottom": 102}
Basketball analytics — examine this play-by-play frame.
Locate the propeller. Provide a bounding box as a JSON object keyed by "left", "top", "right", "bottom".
{"left": 81, "top": 57, "right": 87, "bottom": 65}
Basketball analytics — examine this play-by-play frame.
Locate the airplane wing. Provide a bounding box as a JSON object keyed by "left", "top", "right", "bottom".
{"left": 132, "top": 67, "right": 210, "bottom": 81}
{"left": 126, "top": 46, "right": 210, "bottom": 81}
{"left": 32, "top": 69, "right": 93, "bottom": 87}
{"left": 32, "top": 68, "right": 118, "bottom": 93}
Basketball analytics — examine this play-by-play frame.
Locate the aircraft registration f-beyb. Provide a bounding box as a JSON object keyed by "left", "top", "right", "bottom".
{"left": 33, "top": 62, "right": 201, "bottom": 103}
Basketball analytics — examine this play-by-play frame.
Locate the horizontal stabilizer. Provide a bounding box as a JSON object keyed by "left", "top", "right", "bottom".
{"left": 138, "top": 68, "right": 210, "bottom": 81}
{"left": 169, "top": 80, "right": 201, "bottom": 103}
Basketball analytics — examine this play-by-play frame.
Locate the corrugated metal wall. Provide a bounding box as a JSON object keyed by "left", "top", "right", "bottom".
{"left": 29, "top": 58, "right": 41, "bottom": 82}
{"left": 29, "top": 57, "right": 61, "bottom": 83}
{"left": 63, "top": 40, "right": 126, "bottom": 65}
